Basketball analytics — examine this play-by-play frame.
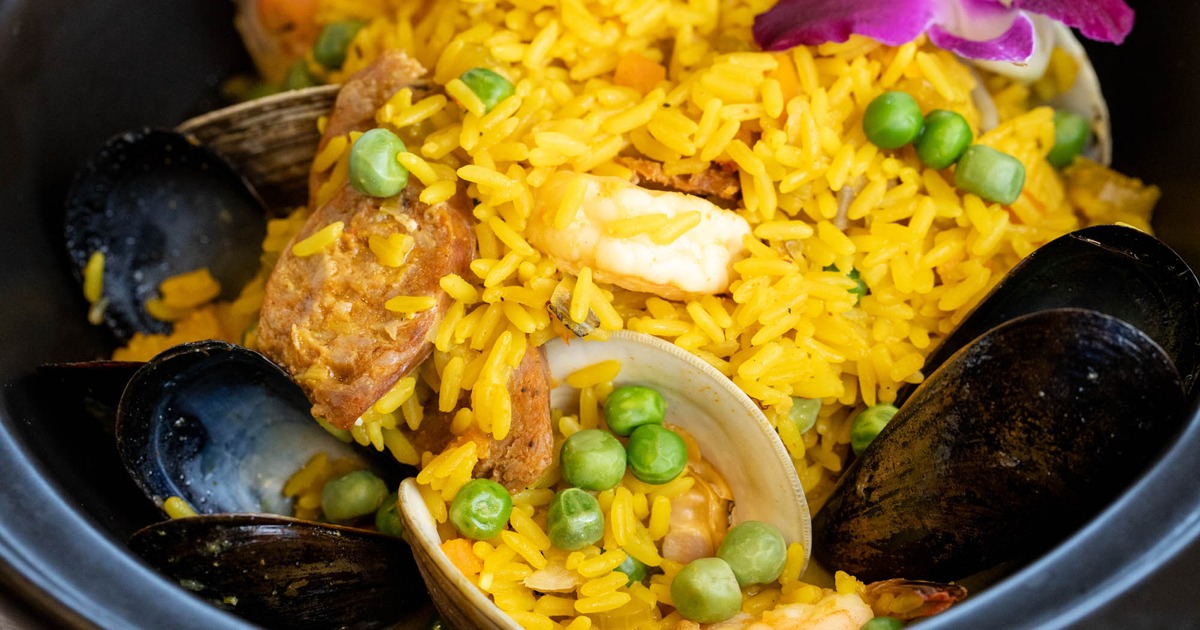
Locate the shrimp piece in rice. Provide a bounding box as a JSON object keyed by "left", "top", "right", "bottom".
{"left": 661, "top": 443, "right": 733, "bottom": 563}
{"left": 528, "top": 171, "right": 751, "bottom": 300}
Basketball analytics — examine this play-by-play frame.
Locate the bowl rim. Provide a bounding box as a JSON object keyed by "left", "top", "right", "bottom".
{"left": 0, "top": 422, "right": 257, "bottom": 629}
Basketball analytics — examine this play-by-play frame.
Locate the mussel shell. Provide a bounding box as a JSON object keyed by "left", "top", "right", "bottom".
{"left": 129, "top": 514, "right": 430, "bottom": 630}
{"left": 116, "top": 340, "right": 389, "bottom": 516}
{"left": 36, "top": 360, "right": 142, "bottom": 434}
{"left": 814, "top": 308, "right": 1187, "bottom": 582}
{"left": 178, "top": 85, "right": 338, "bottom": 209}
{"left": 899, "top": 225, "right": 1200, "bottom": 406}
{"left": 64, "top": 128, "right": 267, "bottom": 341}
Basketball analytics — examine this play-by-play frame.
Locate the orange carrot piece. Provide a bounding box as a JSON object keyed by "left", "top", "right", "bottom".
{"left": 441, "top": 537, "right": 484, "bottom": 577}
{"left": 770, "top": 52, "right": 800, "bottom": 105}
{"left": 257, "top": 0, "right": 319, "bottom": 33}
{"left": 613, "top": 51, "right": 667, "bottom": 96}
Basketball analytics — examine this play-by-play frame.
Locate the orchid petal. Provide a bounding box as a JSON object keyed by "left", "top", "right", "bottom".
{"left": 1013, "top": 0, "right": 1134, "bottom": 44}
{"left": 943, "top": 0, "right": 1022, "bottom": 41}
{"left": 753, "top": 0, "right": 938, "bottom": 51}
{"left": 928, "top": 13, "right": 1036, "bottom": 62}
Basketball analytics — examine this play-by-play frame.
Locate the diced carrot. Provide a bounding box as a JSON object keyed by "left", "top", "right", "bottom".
{"left": 613, "top": 51, "right": 667, "bottom": 96}
{"left": 770, "top": 51, "right": 800, "bottom": 105}
{"left": 257, "top": 0, "right": 319, "bottom": 34}
{"left": 441, "top": 537, "right": 484, "bottom": 577}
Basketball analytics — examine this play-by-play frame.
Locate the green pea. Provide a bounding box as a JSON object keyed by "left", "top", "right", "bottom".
{"left": 603, "top": 385, "right": 666, "bottom": 436}
{"left": 559, "top": 429, "right": 627, "bottom": 491}
{"left": 349, "top": 128, "right": 409, "bottom": 198}
{"left": 850, "top": 403, "right": 899, "bottom": 456}
{"left": 375, "top": 491, "right": 404, "bottom": 538}
{"left": 449, "top": 478, "right": 512, "bottom": 540}
{"left": 789, "top": 397, "right": 821, "bottom": 434}
{"left": 860, "top": 617, "right": 905, "bottom": 630}
{"left": 321, "top": 470, "right": 388, "bottom": 523}
{"left": 313, "top": 20, "right": 366, "bottom": 70}
{"left": 863, "top": 91, "right": 924, "bottom": 150}
{"left": 915, "top": 109, "right": 973, "bottom": 170}
{"left": 670, "top": 557, "right": 742, "bottom": 623}
{"left": 1046, "top": 110, "right": 1090, "bottom": 170}
{"left": 716, "top": 521, "right": 787, "bottom": 586}
{"left": 459, "top": 67, "right": 516, "bottom": 113}
{"left": 954, "top": 145, "right": 1025, "bottom": 205}
{"left": 285, "top": 60, "right": 320, "bottom": 90}
{"left": 546, "top": 488, "right": 604, "bottom": 550}
{"left": 625, "top": 424, "right": 688, "bottom": 485}
{"left": 615, "top": 553, "right": 647, "bottom": 585}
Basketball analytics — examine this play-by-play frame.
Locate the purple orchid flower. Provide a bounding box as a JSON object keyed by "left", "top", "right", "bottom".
{"left": 753, "top": 0, "right": 1135, "bottom": 62}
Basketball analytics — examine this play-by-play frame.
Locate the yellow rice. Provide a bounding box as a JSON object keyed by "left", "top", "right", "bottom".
{"left": 99, "top": 0, "right": 1164, "bottom": 625}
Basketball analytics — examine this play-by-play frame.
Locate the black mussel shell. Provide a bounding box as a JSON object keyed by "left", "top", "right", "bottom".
{"left": 897, "top": 225, "right": 1200, "bottom": 406}
{"left": 814, "top": 308, "right": 1187, "bottom": 582}
{"left": 64, "top": 128, "right": 267, "bottom": 341}
{"left": 116, "top": 340, "right": 391, "bottom": 516}
{"left": 36, "top": 360, "right": 143, "bottom": 434}
{"left": 129, "top": 514, "right": 431, "bottom": 630}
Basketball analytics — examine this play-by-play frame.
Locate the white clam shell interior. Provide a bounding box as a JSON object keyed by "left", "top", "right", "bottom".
{"left": 400, "top": 330, "right": 812, "bottom": 629}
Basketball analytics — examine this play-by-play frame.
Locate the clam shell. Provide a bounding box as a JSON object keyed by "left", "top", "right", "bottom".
{"left": 970, "top": 18, "right": 1111, "bottom": 163}
{"left": 398, "top": 330, "right": 810, "bottom": 629}
{"left": 1047, "top": 21, "right": 1111, "bottom": 165}
{"left": 177, "top": 85, "right": 339, "bottom": 209}
{"left": 399, "top": 478, "right": 517, "bottom": 630}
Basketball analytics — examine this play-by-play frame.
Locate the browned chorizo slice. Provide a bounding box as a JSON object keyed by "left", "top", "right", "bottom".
{"left": 412, "top": 347, "right": 554, "bottom": 492}
{"left": 616, "top": 156, "right": 740, "bottom": 201}
{"left": 308, "top": 50, "right": 428, "bottom": 203}
{"left": 257, "top": 180, "right": 475, "bottom": 429}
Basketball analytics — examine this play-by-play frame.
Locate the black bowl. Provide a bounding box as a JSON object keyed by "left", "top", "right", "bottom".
{"left": 0, "top": 1, "right": 1197, "bottom": 628}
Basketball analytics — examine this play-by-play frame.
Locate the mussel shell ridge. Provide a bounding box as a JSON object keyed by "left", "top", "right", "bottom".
{"left": 64, "top": 129, "right": 267, "bottom": 341}
{"left": 814, "top": 308, "right": 1187, "bottom": 582}
{"left": 116, "top": 340, "right": 382, "bottom": 516}
{"left": 129, "top": 514, "right": 430, "bottom": 629}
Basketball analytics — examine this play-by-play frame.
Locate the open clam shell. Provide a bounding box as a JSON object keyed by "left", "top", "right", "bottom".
{"left": 970, "top": 18, "right": 1111, "bottom": 163}
{"left": 177, "top": 85, "right": 338, "bottom": 209}
{"left": 398, "top": 330, "right": 811, "bottom": 629}
{"left": 399, "top": 480, "right": 518, "bottom": 630}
